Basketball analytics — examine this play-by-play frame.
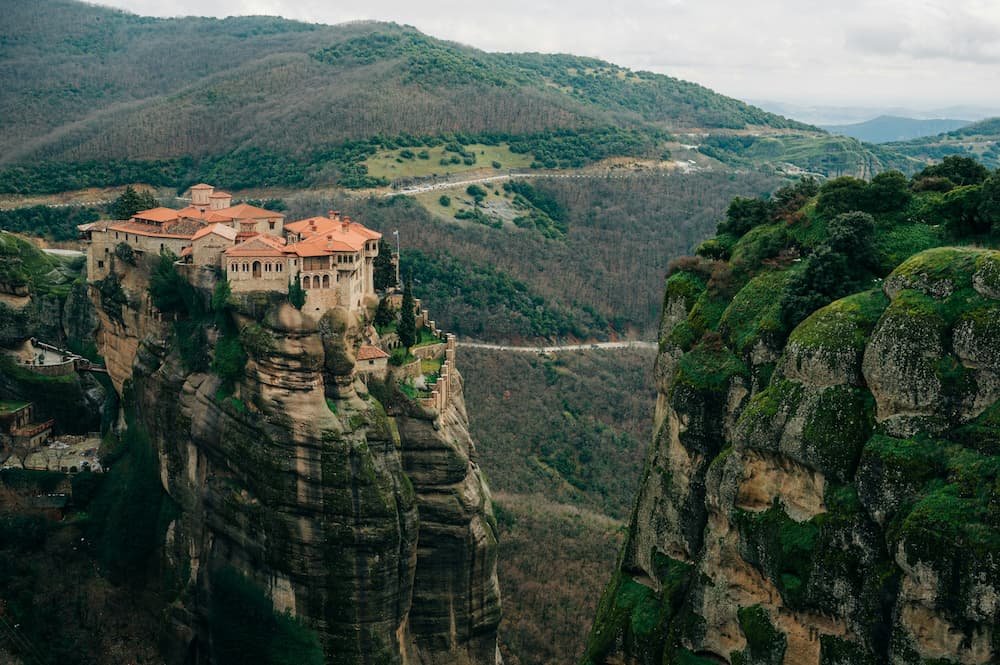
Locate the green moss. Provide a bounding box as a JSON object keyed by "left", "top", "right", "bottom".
{"left": 667, "top": 319, "right": 700, "bottom": 351}
{"left": 672, "top": 649, "right": 721, "bottom": 665}
{"left": 735, "top": 604, "right": 786, "bottom": 664}
{"left": 787, "top": 288, "right": 888, "bottom": 355}
{"left": 665, "top": 270, "right": 708, "bottom": 311}
{"left": 819, "top": 636, "right": 877, "bottom": 665}
{"left": 735, "top": 503, "right": 820, "bottom": 609}
{"left": 730, "top": 223, "right": 788, "bottom": 272}
{"left": 889, "top": 247, "right": 984, "bottom": 290}
{"left": 800, "top": 385, "right": 875, "bottom": 480}
{"left": 583, "top": 557, "right": 695, "bottom": 665}
{"left": 952, "top": 401, "right": 1000, "bottom": 455}
{"left": 210, "top": 567, "right": 324, "bottom": 665}
{"left": 735, "top": 378, "right": 803, "bottom": 447}
{"left": 974, "top": 252, "right": 1000, "bottom": 294}
{"left": 672, "top": 342, "right": 748, "bottom": 396}
{"left": 720, "top": 269, "right": 796, "bottom": 355}
{"left": 686, "top": 290, "right": 729, "bottom": 338}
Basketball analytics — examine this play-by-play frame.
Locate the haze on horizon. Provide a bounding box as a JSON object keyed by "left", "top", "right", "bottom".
{"left": 92, "top": 0, "right": 1000, "bottom": 122}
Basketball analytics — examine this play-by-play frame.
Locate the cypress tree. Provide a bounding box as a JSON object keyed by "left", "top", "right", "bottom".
{"left": 398, "top": 278, "right": 416, "bottom": 349}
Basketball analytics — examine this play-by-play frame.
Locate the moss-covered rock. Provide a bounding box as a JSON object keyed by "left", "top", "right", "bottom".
{"left": 589, "top": 196, "right": 1000, "bottom": 665}
{"left": 779, "top": 289, "right": 888, "bottom": 387}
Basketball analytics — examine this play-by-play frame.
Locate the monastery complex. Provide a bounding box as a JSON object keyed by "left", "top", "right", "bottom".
{"left": 79, "top": 184, "right": 459, "bottom": 415}
{"left": 81, "top": 183, "right": 381, "bottom": 314}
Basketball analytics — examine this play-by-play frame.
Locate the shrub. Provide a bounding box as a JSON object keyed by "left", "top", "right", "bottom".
{"left": 438, "top": 194, "right": 451, "bottom": 207}
{"left": 213, "top": 336, "right": 247, "bottom": 389}
{"left": 113, "top": 242, "right": 136, "bottom": 265}
{"left": 466, "top": 184, "right": 487, "bottom": 203}
{"left": 287, "top": 275, "right": 306, "bottom": 310}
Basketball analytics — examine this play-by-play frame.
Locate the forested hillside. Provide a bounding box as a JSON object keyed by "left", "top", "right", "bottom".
{"left": 888, "top": 117, "right": 1000, "bottom": 169}
{"left": 0, "top": 0, "right": 907, "bottom": 195}
{"left": 0, "top": 0, "right": 806, "bottom": 164}
{"left": 278, "top": 171, "right": 779, "bottom": 340}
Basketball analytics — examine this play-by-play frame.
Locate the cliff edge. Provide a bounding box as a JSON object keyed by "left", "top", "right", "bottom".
{"left": 90, "top": 256, "right": 501, "bottom": 665}
{"left": 585, "top": 175, "right": 1000, "bottom": 665}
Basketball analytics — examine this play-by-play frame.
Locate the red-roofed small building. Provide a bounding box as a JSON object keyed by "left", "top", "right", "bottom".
{"left": 355, "top": 344, "right": 390, "bottom": 380}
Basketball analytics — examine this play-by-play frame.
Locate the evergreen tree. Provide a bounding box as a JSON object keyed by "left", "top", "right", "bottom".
{"left": 288, "top": 275, "right": 306, "bottom": 310}
{"left": 373, "top": 238, "right": 396, "bottom": 291}
{"left": 398, "top": 278, "right": 416, "bottom": 349}
{"left": 374, "top": 297, "right": 395, "bottom": 329}
{"left": 110, "top": 185, "right": 158, "bottom": 220}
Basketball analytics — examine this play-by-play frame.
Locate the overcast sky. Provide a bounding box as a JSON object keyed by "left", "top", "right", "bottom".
{"left": 96, "top": 0, "right": 1000, "bottom": 118}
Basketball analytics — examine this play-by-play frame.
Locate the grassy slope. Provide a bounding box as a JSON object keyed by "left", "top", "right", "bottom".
{"left": 1, "top": 0, "right": 806, "bottom": 165}
{"left": 886, "top": 117, "right": 1000, "bottom": 169}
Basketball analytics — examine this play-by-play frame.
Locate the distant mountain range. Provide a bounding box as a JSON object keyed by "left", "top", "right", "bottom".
{"left": 748, "top": 99, "right": 1000, "bottom": 126}
{"left": 821, "top": 116, "right": 972, "bottom": 144}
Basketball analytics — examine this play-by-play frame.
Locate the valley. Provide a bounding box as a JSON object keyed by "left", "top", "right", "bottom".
{"left": 0, "top": 2, "right": 998, "bottom": 665}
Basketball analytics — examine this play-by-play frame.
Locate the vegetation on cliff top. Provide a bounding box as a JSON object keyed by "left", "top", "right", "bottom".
{"left": 588, "top": 155, "right": 1000, "bottom": 663}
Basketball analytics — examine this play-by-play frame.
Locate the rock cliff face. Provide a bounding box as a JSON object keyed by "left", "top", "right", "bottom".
{"left": 586, "top": 247, "right": 999, "bottom": 665}
{"left": 91, "top": 265, "right": 500, "bottom": 665}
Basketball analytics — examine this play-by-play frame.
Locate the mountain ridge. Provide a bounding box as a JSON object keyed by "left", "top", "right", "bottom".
{"left": 821, "top": 115, "right": 971, "bottom": 144}
{"left": 0, "top": 0, "right": 810, "bottom": 166}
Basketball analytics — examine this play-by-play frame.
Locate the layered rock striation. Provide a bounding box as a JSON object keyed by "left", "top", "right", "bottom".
{"left": 586, "top": 246, "right": 1000, "bottom": 665}
{"left": 91, "top": 261, "right": 500, "bottom": 665}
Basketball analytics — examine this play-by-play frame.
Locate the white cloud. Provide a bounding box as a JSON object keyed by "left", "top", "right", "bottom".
{"left": 93, "top": 0, "right": 1000, "bottom": 109}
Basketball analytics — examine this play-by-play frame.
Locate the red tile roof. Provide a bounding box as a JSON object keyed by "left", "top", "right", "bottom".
{"left": 189, "top": 183, "right": 214, "bottom": 190}
{"left": 223, "top": 234, "right": 288, "bottom": 257}
{"left": 212, "top": 203, "right": 282, "bottom": 220}
{"left": 357, "top": 345, "right": 390, "bottom": 360}
{"left": 192, "top": 223, "right": 238, "bottom": 242}
{"left": 132, "top": 207, "right": 180, "bottom": 223}
{"left": 209, "top": 191, "right": 232, "bottom": 198}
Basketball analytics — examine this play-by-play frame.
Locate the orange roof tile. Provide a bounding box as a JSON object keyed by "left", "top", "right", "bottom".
{"left": 285, "top": 216, "right": 339, "bottom": 236}
{"left": 192, "top": 223, "right": 238, "bottom": 242}
{"left": 357, "top": 345, "right": 390, "bottom": 360}
{"left": 189, "top": 183, "right": 214, "bottom": 190}
{"left": 209, "top": 191, "right": 232, "bottom": 198}
{"left": 176, "top": 206, "right": 232, "bottom": 223}
{"left": 223, "top": 234, "right": 288, "bottom": 258}
{"left": 180, "top": 246, "right": 193, "bottom": 257}
{"left": 132, "top": 207, "right": 180, "bottom": 223}
{"left": 212, "top": 203, "right": 282, "bottom": 220}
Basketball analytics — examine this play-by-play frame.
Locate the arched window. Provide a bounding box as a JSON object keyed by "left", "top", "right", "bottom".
{"left": 242, "top": 263, "right": 249, "bottom": 272}
{"left": 252, "top": 261, "right": 261, "bottom": 278}
{"left": 303, "top": 276, "right": 311, "bottom": 289}
{"left": 276, "top": 263, "right": 283, "bottom": 272}
{"left": 265, "top": 263, "right": 271, "bottom": 273}
{"left": 230, "top": 263, "right": 236, "bottom": 272}
{"left": 322, "top": 274, "right": 330, "bottom": 288}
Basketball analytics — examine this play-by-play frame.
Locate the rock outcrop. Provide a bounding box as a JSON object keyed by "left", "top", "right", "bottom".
{"left": 586, "top": 247, "right": 1000, "bottom": 665}
{"left": 91, "top": 262, "right": 501, "bottom": 665}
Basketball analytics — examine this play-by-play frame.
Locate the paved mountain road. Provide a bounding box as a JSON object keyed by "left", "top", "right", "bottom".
{"left": 455, "top": 340, "right": 658, "bottom": 354}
